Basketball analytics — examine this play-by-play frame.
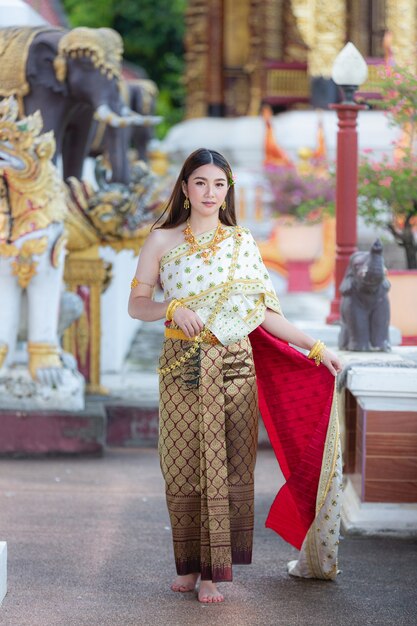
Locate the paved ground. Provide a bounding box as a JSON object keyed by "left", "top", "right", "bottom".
{"left": 1, "top": 447, "right": 416, "bottom": 626}
{"left": 1, "top": 292, "right": 417, "bottom": 624}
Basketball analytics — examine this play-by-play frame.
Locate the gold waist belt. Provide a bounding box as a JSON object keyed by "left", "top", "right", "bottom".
{"left": 164, "top": 326, "right": 220, "bottom": 345}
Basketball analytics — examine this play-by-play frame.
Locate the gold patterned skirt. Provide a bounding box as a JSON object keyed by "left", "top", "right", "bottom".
{"left": 158, "top": 336, "right": 259, "bottom": 582}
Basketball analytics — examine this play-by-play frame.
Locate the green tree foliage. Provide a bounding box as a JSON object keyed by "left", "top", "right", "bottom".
{"left": 63, "top": 0, "right": 186, "bottom": 136}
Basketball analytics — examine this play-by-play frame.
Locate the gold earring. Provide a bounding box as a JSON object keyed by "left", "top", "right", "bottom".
{"left": 184, "top": 197, "right": 190, "bottom": 210}
{"left": 221, "top": 201, "right": 226, "bottom": 211}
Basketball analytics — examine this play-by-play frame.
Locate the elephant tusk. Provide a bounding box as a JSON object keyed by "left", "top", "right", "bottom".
{"left": 93, "top": 105, "right": 129, "bottom": 128}
{"left": 120, "top": 106, "right": 163, "bottom": 127}
{"left": 94, "top": 105, "right": 162, "bottom": 128}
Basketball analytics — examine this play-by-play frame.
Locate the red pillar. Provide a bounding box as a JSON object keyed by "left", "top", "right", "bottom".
{"left": 326, "top": 103, "right": 366, "bottom": 324}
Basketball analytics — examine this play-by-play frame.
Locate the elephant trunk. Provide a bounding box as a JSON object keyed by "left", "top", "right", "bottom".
{"left": 94, "top": 104, "right": 162, "bottom": 128}
{"left": 363, "top": 239, "right": 385, "bottom": 292}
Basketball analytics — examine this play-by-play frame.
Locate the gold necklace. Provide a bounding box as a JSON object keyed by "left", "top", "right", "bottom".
{"left": 183, "top": 219, "right": 228, "bottom": 263}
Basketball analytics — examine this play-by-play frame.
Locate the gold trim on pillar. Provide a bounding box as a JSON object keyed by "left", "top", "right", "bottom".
{"left": 246, "top": 0, "right": 265, "bottom": 115}
{"left": 291, "top": 0, "right": 346, "bottom": 78}
{"left": 290, "top": 0, "right": 315, "bottom": 49}
{"left": 264, "top": 0, "right": 284, "bottom": 60}
{"left": 184, "top": 1, "right": 209, "bottom": 118}
{"left": 310, "top": 0, "right": 346, "bottom": 77}
{"left": 63, "top": 247, "right": 108, "bottom": 395}
{"left": 386, "top": 0, "right": 417, "bottom": 72}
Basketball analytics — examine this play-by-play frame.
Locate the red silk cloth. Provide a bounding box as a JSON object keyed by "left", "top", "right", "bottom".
{"left": 249, "top": 326, "right": 335, "bottom": 550}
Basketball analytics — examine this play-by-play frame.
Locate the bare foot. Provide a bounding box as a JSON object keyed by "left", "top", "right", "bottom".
{"left": 171, "top": 572, "right": 200, "bottom": 593}
{"left": 198, "top": 580, "right": 225, "bottom": 603}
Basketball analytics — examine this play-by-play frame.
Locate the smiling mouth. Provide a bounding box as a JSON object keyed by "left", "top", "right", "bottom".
{"left": 203, "top": 202, "right": 216, "bottom": 206}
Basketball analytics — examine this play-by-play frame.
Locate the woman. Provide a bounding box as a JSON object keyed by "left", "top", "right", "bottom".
{"left": 128, "top": 148, "right": 343, "bottom": 604}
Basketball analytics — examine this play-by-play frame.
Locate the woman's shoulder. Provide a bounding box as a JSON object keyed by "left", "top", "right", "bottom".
{"left": 148, "top": 225, "right": 186, "bottom": 260}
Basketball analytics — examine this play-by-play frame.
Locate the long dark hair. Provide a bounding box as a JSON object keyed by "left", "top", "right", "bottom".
{"left": 152, "top": 148, "right": 237, "bottom": 230}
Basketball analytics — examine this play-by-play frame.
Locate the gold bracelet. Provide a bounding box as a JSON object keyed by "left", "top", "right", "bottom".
{"left": 308, "top": 340, "right": 326, "bottom": 366}
{"left": 308, "top": 340, "right": 324, "bottom": 358}
{"left": 165, "top": 299, "right": 177, "bottom": 320}
{"left": 166, "top": 299, "right": 184, "bottom": 321}
{"left": 169, "top": 301, "right": 183, "bottom": 321}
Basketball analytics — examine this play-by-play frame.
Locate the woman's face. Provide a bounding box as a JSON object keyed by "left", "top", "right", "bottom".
{"left": 182, "top": 164, "right": 229, "bottom": 218}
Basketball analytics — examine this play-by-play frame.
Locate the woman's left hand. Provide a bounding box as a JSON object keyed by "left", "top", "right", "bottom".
{"left": 321, "top": 349, "right": 343, "bottom": 376}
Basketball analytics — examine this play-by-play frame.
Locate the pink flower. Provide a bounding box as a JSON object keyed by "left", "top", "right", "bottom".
{"left": 379, "top": 177, "right": 393, "bottom": 187}
{"left": 363, "top": 148, "right": 373, "bottom": 154}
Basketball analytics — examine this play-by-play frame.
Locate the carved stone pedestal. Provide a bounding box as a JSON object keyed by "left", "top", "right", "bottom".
{"left": 0, "top": 365, "right": 85, "bottom": 412}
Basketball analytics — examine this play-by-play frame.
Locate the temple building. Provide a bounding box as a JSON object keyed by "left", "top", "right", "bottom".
{"left": 184, "top": 0, "right": 417, "bottom": 118}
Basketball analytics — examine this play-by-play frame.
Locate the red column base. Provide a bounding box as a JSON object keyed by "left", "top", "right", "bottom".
{"left": 287, "top": 261, "right": 313, "bottom": 292}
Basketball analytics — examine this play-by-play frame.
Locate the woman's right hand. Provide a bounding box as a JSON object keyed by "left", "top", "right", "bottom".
{"left": 171, "top": 305, "right": 204, "bottom": 338}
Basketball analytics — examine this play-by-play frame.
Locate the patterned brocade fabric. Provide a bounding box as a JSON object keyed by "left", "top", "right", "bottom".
{"left": 159, "top": 337, "right": 259, "bottom": 582}
{"left": 159, "top": 226, "right": 282, "bottom": 345}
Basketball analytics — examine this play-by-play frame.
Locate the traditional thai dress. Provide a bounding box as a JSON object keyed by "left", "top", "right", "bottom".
{"left": 158, "top": 224, "right": 342, "bottom": 583}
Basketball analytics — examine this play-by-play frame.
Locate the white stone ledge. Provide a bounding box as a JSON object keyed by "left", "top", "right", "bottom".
{"left": 0, "top": 542, "right": 7, "bottom": 605}
{"left": 347, "top": 366, "right": 417, "bottom": 411}
{"left": 342, "top": 479, "right": 417, "bottom": 537}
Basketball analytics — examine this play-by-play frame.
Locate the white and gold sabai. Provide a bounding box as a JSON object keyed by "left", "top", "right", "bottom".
{"left": 160, "top": 225, "right": 282, "bottom": 347}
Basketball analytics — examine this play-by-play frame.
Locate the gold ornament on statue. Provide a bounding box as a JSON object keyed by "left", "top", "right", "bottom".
{"left": 27, "top": 342, "right": 62, "bottom": 380}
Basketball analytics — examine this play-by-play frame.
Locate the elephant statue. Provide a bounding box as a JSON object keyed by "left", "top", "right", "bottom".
{"left": 338, "top": 239, "right": 391, "bottom": 352}
{"left": 0, "top": 98, "right": 70, "bottom": 386}
{"left": 0, "top": 26, "right": 159, "bottom": 184}
{"left": 126, "top": 79, "right": 159, "bottom": 160}
{"left": 89, "top": 77, "right": 159, "bottom": 176}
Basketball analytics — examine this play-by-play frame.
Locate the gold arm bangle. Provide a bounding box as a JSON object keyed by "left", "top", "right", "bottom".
{"left": 131, "top": 277, "right": 155, "bottom": 290}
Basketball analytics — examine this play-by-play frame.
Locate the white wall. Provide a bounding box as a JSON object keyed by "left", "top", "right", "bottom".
{"left": 162, "top": 110, "right": 400, "bottom": 167}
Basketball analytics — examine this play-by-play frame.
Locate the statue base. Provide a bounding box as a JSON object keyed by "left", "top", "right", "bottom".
{"left": 0, "top": 365, "right": 85, "bottom": 411}
{"left": 0, "top": 367, "right": 105, "bottom": 457}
